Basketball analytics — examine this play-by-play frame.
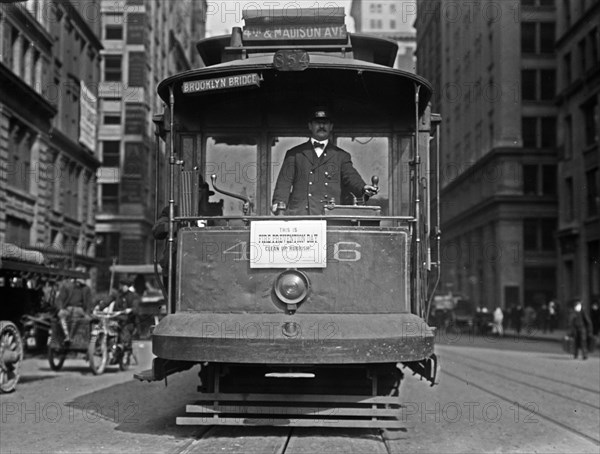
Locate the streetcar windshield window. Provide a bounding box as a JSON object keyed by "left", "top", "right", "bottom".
{"left": 337, "top": 137, "right": 389, "bottom": 215}
{"left": 205, "top": 136, "right": 257, "bottom": 216}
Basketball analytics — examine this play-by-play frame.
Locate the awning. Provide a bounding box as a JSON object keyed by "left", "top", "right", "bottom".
{"left": 109, "top": 264, "right": 163, "bottom": 275}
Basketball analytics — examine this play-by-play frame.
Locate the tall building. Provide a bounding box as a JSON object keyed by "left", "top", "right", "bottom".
{"left": 350, "top": 0, "right": 416, "bottom": 72}
{"left": 0, "top": 0, "right": 102, "bottom": 280}
{"left": 95, "top": 0, "right": 207, "bottom": 289}
{"left": 555, "top": 1, "right": 599, "bottom": 309}
{"left": 416, "top": 0, "right": 559, "bottom": 314}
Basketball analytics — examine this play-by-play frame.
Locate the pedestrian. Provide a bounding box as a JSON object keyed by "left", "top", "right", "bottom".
{"left": 539, "top": 303, "right": 549, "bottom": 333}
{"left": 590, "top": 298, "right": 599, "bottom": 349}
{"left": 590, "top": 298, "right": 600, "bottom": 337}
{"left": 569, "top": 299, "right": 592, "bottom": 360}
{"left": 271, "top": 106, "right": 379, "bottom": 215}
{"left": 524, "top": 305, "right": 536, "bottom": 334}
{"left": 96, "top": 277, "right": 140, "bottom": 351}
{"left": 512, "top": 304, "right": 523, "bottom": 335}
{"left": 492, "top": 307, "right": 504, "bottom": 337}
{"left": 548, "top": 298, "right": 557, "bottom": 332}
{"left": 504, "top": 305, "right": 512, "bottom": 331}
{"left": 55, "top": 277, "right": 92, "bottom": 344}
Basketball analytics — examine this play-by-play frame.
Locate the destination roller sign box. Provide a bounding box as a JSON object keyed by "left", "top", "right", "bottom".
{"left": 182, "top": 73, "right": 261, "bottom": 94}
{"left": 243, "top": 24, "right": 347, "bottom": 43}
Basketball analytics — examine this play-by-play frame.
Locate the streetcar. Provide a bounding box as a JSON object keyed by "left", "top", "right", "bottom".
{"left": 136, "top": 7, "right": 441, "bottom": 429}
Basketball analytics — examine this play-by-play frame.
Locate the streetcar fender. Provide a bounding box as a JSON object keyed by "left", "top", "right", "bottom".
{"left": 133, "top": 357, "right": 195, "bottom": 382}
{"left": 401, "top": 353, "right": 439, "bottom": 386}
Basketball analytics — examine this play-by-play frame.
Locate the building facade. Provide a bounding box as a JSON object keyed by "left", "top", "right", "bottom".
{"left": 350, "top": 0, "right": 416, "bottom": 72}
{"left": 416, "top": 0, "right": 560, "bottom": 314}
{"left": 95, "top": 0, "right": 206, "bottom": 289}
{"left": 555, "top": 0, "right": 599, "bottom": 309}
{"left": 0, "top": 0, "right": 102, "bottom": 280}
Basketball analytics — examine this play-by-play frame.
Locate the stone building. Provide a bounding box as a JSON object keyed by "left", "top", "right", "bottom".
{"left": 555, "top": 0, "right": 599, "bottom": 310}
{"left": 350, "top": 0, "right": 416, "bottom": 72}
{"left": 0, "top": 0, "right": 102, "bottom": 280}
{"left": 416, "top": 0, "right": 559, "bottom": 313}
{"left": 94, "top": 0, "right": 207, "bottom": 289}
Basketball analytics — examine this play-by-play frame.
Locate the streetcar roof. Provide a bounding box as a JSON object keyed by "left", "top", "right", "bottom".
{"left": 157, "top": 52, "right": 432, "bottom": 114}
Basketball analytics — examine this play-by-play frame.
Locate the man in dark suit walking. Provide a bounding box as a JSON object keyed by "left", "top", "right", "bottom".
{"left": 272, "top": 107, "right": 378, "bottom": 215}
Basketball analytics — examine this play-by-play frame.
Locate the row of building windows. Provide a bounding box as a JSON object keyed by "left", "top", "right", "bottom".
{"left": 563, "top": 27, "right": 600, "bottom": 87}
{"left": 7, "top": 116, "right": 94, "bottom": 223}
{"left": 369, "top": 19, "right": 396, "bottom": 30}
{"left": 563, "top": 96, "right": 599, "bottom": 158}
{"left": 103, "top": 53, "right": 147, "bottom": 86}
{"left": 103, "top": 12, "right": 147, "bottom": 44}
{"left": 2, "top": 24, "right": 45, "bottom": 95}
{"left": 523, "top": 164, "right": 557, "bottom": 196}
{"left": 369, "top": 3, "right": 397, "bottom": 14}
{"left": 522, "top": 0, "right": 555, "bottom": 6}
{"left": 521, "top": 22, "right": 555, "bottom": 55}
{"left": 522, "top": 116, "right": 557, "bottom": 148}
{"left": 521, "top": 69, "right": 556, "bottom": 101}
{"left": 524, "top": 218, "right": 556, "bottom": 251}
{"left": 7, "top": 118, "right": 34, "bottom": 192}
{"left": 563, "top": 168, "right": 599, "bottom": 221}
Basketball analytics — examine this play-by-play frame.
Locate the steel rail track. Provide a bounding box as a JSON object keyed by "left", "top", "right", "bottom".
{"left": 442, "top": 352, "right": 600, "bottom": 410}
{"left": 447, "top": 350, "right": 600, "bottom": 394}
{"left": 442, "top": 361, "right": 600, "bottom": 446}
{"left": 170, "top": 425, "right": 395, "bottom": 454}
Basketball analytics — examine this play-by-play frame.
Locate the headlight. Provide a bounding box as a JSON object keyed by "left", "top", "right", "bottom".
{"left": 274, "top": 270, "right": 310, "bottom": 305}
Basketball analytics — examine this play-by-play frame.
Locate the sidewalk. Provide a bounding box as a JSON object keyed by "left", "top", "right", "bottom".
{"left": 500, "top": 327, "right": 569, "bottom": 343}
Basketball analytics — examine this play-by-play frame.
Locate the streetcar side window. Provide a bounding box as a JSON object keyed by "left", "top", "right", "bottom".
{"left": 336, "top": 136, "right": 389, "bottom": 215}
{"left": 204, "top": 136, "right": 257, "bottom": 216}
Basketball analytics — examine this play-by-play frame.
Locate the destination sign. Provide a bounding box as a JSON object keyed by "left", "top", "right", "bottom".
{"left": 250, "top": 220, "right": 327, "bottom": 268}
{"left": 243, "top": 24, "right": 347, "bottom": 42}
{"left": 182, "top": 73, "right": 261, "bottom": 94}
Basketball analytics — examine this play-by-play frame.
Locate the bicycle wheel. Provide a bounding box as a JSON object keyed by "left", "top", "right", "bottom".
{"left": 88, "top": 333, "right": 108, "bottom": 375}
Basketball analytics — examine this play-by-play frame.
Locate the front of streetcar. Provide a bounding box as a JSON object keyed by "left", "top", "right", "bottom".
{"left": 136, "top": 7, "right": 440, "bottom": 428}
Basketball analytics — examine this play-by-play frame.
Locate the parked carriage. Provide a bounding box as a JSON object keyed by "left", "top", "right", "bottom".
{"left": 136, "top": 7, "right": 441, "bottom": 428}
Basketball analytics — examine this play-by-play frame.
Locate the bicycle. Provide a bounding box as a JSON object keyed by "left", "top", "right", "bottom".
{"left": 88, "top": 309, "right": 134, "bottom": 375}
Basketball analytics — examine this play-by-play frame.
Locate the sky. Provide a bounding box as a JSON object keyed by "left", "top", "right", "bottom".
{"left": 205, "top": 0, "right": 417, "bottom": 37}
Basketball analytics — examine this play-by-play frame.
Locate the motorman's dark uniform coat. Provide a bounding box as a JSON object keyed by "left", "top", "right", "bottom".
{"left": 272, "top": 140, "right": 366, "bottom": 215}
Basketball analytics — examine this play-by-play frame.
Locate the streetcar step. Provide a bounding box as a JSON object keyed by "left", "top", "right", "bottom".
{"left": 176, "top": 393, "right": 405, "bottom": 428}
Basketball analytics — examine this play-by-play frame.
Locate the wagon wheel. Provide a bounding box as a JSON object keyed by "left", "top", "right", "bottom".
{"left": 0, "top": 321, "right": 23, "bottom": 393}
{"left": 48, "top": 345, "right": 67, "bottom": 371}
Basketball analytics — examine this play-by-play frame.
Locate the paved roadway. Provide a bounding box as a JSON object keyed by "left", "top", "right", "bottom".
{"left": 1, "top": 336, "right": 598, "bottom": 454}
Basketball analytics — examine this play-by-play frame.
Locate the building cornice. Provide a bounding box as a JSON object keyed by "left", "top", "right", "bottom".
{"left": 170, "top": 31, "right": 192, "bottom": 71}
{"left": 556, "top": 64, "right": 600, "bottom": 104}
{"left": 0, "top": 63, "right": 57, "bottom": 121}
{"left": 442, "top": 195, "right": 558, "bottom": 233}
{"left": 57, "top": 0, "right": 103, "bottom": 51}
{"left": 440, "top": 147, "right": 557, "bottom": 194}
{"left": 48, "top": 126, "right": 101, "bottom": 169}
{"left": 4, "top": 3, "right": 54, "bottom": 52}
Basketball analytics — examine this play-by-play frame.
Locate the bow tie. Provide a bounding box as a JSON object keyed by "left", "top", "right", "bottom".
{"left": 313, "top": 141, "right": 325, "bottom": 149}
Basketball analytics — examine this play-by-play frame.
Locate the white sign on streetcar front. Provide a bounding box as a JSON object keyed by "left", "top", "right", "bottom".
{"left": 250, "top": 220, "right": 326, "bottom": 268}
